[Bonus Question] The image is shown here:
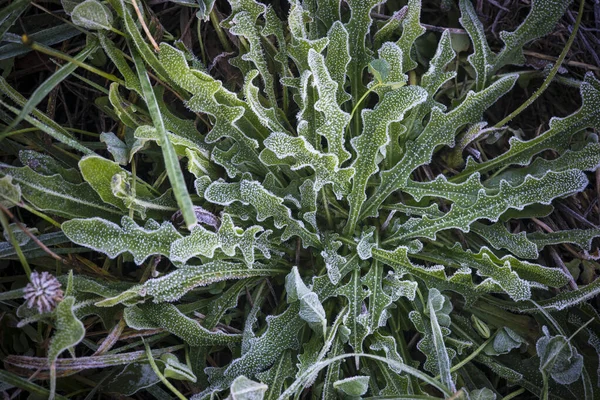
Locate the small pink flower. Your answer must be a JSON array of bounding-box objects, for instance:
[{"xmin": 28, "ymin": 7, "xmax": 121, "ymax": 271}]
[{"xmin": 23, "ymin": 271, "xmax": 64, "ymax": 314}]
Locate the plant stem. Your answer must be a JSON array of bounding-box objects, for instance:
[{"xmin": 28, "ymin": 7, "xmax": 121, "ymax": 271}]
[
  {"xmin": 23, "ymin": 38, "xmax": 126, "ymax": 86},
  {"xmin": 143, "ymin": 339, "xmax": 187, "ymax": 400}
]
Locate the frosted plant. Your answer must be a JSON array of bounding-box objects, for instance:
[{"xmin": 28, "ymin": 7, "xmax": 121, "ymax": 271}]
[{"xmin": 1, "ymin": 0, "xmax": 599, "ymax": 399}]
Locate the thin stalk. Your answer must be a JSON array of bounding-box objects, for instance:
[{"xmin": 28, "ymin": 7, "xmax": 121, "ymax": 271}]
[
  {"xmin": 209, "ymin": 7, "xmax": 233, "ymax": 53},
  {"xmin": 23, "ymin": 38, "xmax": 125, "ymax": 86},
  {"xmin": 143, "ymin": 340, "xmax": 187, "ymax": 400}
]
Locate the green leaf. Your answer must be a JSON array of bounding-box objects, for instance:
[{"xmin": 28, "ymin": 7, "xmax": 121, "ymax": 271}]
[
  {"xmin": 470, "ymin": 388, "xmax": 497, "ymax": 400},
  {"xmin": 484, "ymin": 327, "xmax": 526, "ymax": 356},
  {"xmin": 459, "ymin": 0, "xmax": 495, "ymax": 90},
  {"xmin": 362, "ymin": 259, "xmax": 393, "ymax": 331},
  {"xmin": 285, "ymin": 266, "xmax": 327, "ymax": 335},
  {"xmin": 325, "ymin": 22, "xmax": 351, "ymax": 105},
  {"xmin": 395, "ymin": 0, "xmax": 425, "ymax": 72},
  {"xmin": 48, "ymin": 296, "xmax": 85, "ymax": 399},
  {"xmin": 256, "ymin": 351, "xmax": 295, "ymax": 400},
  {"xmin": 309, "ymin": 48, "xmax": 352, "ymax": 163},
  {"xmin": 170, "ymin": 214, "xmax": 270, "ymax": 266},
  {"xmin": 528, "ymin": 228, "xmax": 600, "ymax": 251},
  {"xmin": 62, "ymin": 217, "xmax": 182, "ymax": 265},
  {"xmin": 363, "ymin": 74, "xmax": 518, "ymax": 219},
  {"xmin": 426, "ymin": 288, "xmax": 456, "ymax": 392},
  {"xmin": 346, "ymin": 85, "xmax": 428, "ymax": 233},
  {"xmin": 333, "ymin": 376, "xmax": 370, "ymax": 396},
  {"xmin": 389, "ymin": 170, "xmax": 588, "ymax": 242},
  {"xmin": 336, "ymin": 269, "xmax": 370, "ymax": 358},
  {"xmin": 0, "ymin": 175, "xmax": 21, "ymax": 208},
  {"xmin": 206, "ymin": 303, "xmax": 304, "ymax": 392},
  {"xmin": 98, "ymin": 34, "xmax": 142, "ymax": 94},
  {"xmin": 71, "ymin": 0, "xmax": 113, "ymax": 30},
  {"xmin": 485, "ymin": 142, "xmax": 600, "ymax": 188},
  {"xmin": 143, "ymin": 261, "xmax": 286, "ymax": 302},
  {"xmin": 460, "ymin": 73, "xmax": 600, "ymax": 178},
  {"xmin": 260, "ymin": 131, "xmax": 353, "ymax": 199},
  {"xmin": 228, "ymin": 376, "xmax": 267, "ymax": 400},
  {"xmin": 493, "ymin": 0, "xmax": 571, "ymax": 71},
  {"xmin": 0, "ymin": 165, "xmax": 122, "ymax": 220},
  {"xmin": 471, "ymin": 222, "xmax": 539, "ymax": 259},
  {"xmin": 19, "ymin": 150, "xmax": 81, "ymax": 184},
  {"xmin": 124, "ymin": 303, "xmax": 241, "ymax": 346},
  {"xmin": 537, "ymin": 325, "xmax": 584, "ymax": 385},
  {"xmin": 205, "ymin": 177, "xmax": 319, "ymax": 248},
  {"xmin": 161, "ymin": 353, "xmax": 197, "ymax": 382},
  {"xmin": 100, "ymin": 132, "xmax": 145, "ymax": 166},
  {"xmin": 223, "ymin": 0, "xmax": 275, "ymax": 104}
]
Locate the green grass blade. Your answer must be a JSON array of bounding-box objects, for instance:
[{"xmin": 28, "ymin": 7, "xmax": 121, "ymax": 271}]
[{"xmin": 131, "ymin": 50, "xmax": 197, "ymax": 230}]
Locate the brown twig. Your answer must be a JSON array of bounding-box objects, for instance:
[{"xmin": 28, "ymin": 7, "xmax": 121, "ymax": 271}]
[
  {"xmin": 131, "ymin": 0, "xmax": 160, "ymax": 52},
  {"xmin": 0, "ymin": 203, "xmax": 67, "ymax": 264}
]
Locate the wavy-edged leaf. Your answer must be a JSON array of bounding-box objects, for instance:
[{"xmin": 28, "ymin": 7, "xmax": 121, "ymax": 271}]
[
  {"xmin": 403, "ymin": 172, "xmax": 485, "ymax": 208},
  {"xmin": 471, "ymin": 222, "xmax": 539, "ymax": 259},
  {"xmin": 170, "ymin": 214, "xmax": 270, "ymax": 266},
  {"xmin": 158, "ymin": 43, "xmax": 268, "ymax": 177},
  {"xmin": 260, "ymin": 132, "xmax": 353, "ymax": 199},
  {"xmin": 362, "ymin": 259, "xmax": 393, "ymax": 331},
  {"xmin": 325, "ymin": 21, "xmax": 351, "ymax": 105},
  {"xmin": 203, "ymin": 303, "xmax": 303, "ymax": 392},
  {"xmin": 205, "ymin": 177, "xmax": 319, "ymax": 248},
  {"xmin": 459, "ymin": 0, "xmax": 495, "ymax": 90},
  {"xmin": 528, "ymin": 228, "xmax": 600, "ymax": 251},
  {"xmin": 223, "ymin": 0, "xmax": 274, "ymax": 104},
  {"xmin": 143, "ymin": 261, "xmax": 285, "ymax": 302},
  {"xmin": 493, "ymin": 0, "xmax": 571, "ymax": 71},
  {"xmin": 346, "ymin": 85, "xmax": 428, "ymax": 233},
  {"xmin": 486, "ymin": 141, "xmax": 600, "ymax": 188},
  {"xmin": 460, "ymin": 73, "xmax": 600, "ymax": 178},
  {"xmin": 0, "ymin": 165, "xmax": 121, "ymax": 220},
  {"xmin": 395, "ymin": 0, "xmax": 425, "ymax": 72},
  {"xmin": 124, "ymin": 303, "xmax": 241, "ymax": 346},
  {"xmin": 336, "ymin": 269, "xmax": 370, "ymax": 358},
  {"xmin": 62, "ymin": 216, "xmax": 182, "ymax": 265},
  {"xmin": 493, "ymin": 278, "xmax": 600, "ymax": 313},
  {"xmin": 309, "ymin": 48, "xmax": 352, "ymax": 163},
  {"xmin": 363, "ymin": 74, "xmax": 518, "ymax": 219},
  {"xmin": 373, "ymin": 246, "xmax": 503, "ymax": 304},
  {"xmin": 389, "ymin": 170, "xmax": 588, "ymax": 242}
]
